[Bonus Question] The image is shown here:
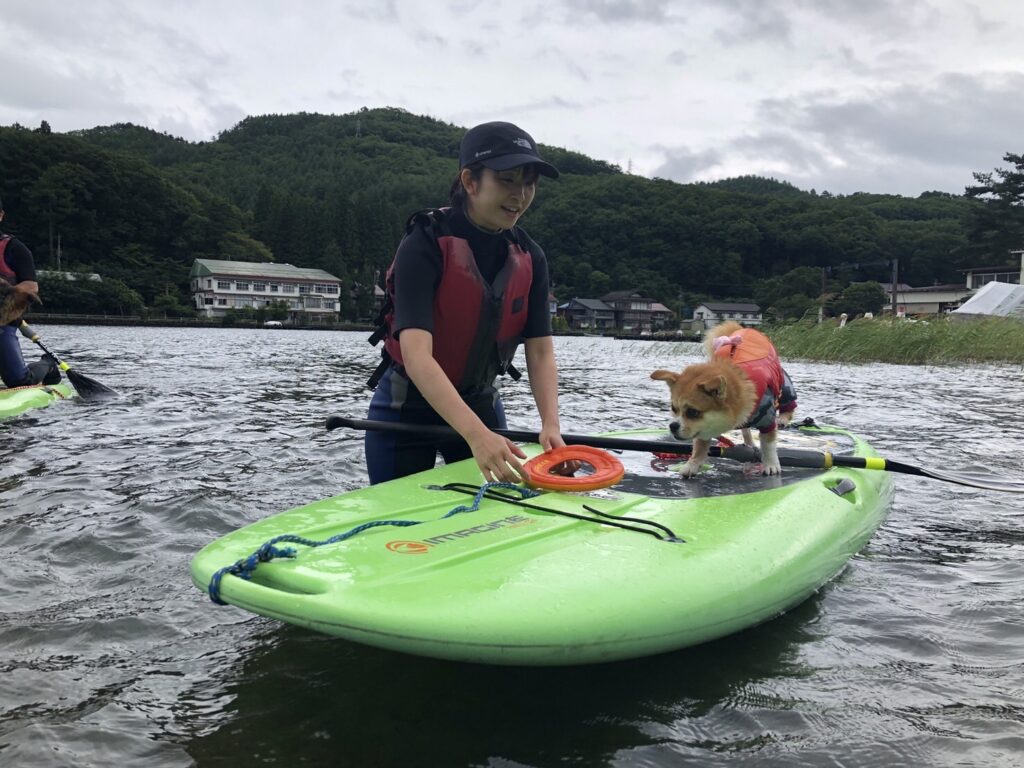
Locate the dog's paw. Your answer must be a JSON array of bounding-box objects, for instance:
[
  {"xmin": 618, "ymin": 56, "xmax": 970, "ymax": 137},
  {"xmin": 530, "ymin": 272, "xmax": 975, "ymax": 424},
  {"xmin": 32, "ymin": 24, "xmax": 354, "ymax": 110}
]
[
  {"xmin": 761, "ymin": 460, "xmax": 783, "ymax": 476},
  {"xmin": 676, "ymin": 460, "xmax": 704, "ymax": 478}
]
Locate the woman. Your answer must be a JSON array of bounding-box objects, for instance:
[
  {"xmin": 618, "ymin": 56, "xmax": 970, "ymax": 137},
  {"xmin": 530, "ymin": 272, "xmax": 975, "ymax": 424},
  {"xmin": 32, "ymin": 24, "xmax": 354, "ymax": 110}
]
[
  {"xmin": 0, "ymin": 197, "xmax": 60, "ymax": 388},
  {"xmin": 365, "ymin": 121, "xmax": 568, "ymax": 485}
]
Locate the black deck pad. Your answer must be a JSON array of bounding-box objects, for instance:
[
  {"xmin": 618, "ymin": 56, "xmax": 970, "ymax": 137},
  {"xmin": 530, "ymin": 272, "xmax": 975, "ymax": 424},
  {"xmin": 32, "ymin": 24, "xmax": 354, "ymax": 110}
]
[{"xmin": 581, "ymin": 427, "xmax": 859, "ymax": 500}]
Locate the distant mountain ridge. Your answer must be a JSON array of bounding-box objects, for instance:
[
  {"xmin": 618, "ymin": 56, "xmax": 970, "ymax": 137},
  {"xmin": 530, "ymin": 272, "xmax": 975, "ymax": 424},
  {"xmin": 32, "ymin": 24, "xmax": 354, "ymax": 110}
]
[{"xmin": 1, "ymin": 107, "xmax": 993, "ymax": 320}]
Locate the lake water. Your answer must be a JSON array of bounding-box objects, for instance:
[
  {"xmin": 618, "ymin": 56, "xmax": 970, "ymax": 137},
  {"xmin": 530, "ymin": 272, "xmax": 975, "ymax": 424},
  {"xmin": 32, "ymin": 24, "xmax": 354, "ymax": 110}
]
[{"xmin": 1, "ymin": 327, "xmax": 1023, "ymax": 767}]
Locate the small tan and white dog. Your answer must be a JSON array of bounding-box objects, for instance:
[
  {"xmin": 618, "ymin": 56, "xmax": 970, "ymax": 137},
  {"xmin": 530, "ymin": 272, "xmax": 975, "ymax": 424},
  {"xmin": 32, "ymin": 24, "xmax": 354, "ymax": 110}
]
[{"xmin": 651, "ymin": 321, "xmax": 797, "ymax": 477}]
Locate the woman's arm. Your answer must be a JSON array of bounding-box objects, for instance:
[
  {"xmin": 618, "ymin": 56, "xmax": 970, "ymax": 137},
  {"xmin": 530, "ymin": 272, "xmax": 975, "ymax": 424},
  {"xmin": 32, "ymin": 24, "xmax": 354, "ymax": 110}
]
[
  {"xmin": 524, "ymin": 335, "xmax": 566, "ymax": 451},
  {"xmin": 400, "ymin": 328, "xmax": 528, "ymax": 483}
]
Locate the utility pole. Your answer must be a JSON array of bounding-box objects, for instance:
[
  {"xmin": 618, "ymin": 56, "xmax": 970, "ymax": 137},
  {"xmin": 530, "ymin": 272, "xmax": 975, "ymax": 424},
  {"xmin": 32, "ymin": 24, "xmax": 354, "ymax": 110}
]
[
  {"xmin": 57, "ymin": 232, "xmax": 62, "ymax": 272},
  {"xmin": 818, "ymin": 267, "xmax": 826, "ymax": 324},
  {"xmin": 890, "ymin": 258, "xmax": 899, "ymax": 318}
]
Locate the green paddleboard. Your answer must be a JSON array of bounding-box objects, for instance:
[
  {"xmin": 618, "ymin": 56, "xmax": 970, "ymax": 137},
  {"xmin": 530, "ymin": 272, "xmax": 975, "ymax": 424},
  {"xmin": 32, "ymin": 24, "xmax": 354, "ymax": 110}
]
[
  {"xmin": 0, "ymin": 383, "xmax": 75, "ymax": 420},
  {"xmin": 191, "ymin": 425, "xmax": 894, "ymax": 665}
]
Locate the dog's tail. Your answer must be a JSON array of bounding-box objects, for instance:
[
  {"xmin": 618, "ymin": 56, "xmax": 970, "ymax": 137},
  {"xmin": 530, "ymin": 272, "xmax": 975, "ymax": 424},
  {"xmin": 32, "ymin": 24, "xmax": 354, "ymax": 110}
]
[{"xmin": 703, "ymin": 321, "xmax": 744, "ymax": 356}]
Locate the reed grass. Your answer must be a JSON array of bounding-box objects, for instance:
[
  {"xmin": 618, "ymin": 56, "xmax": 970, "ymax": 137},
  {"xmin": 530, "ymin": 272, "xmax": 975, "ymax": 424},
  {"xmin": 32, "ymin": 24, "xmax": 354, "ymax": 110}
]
[{"xmin": 763, "ymin": 316, "xmax": 1024, "ymax": 364}]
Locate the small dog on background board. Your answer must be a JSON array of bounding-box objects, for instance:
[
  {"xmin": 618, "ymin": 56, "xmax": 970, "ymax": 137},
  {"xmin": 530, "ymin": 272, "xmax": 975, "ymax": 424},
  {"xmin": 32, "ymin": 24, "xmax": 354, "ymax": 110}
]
[
  {"xmin": 651, "ymin": 321, "xmax": 797, "ymax": 477},
  {"xmin": 0, "ymin": 281, "xmax": 39, "ymax": 326}
]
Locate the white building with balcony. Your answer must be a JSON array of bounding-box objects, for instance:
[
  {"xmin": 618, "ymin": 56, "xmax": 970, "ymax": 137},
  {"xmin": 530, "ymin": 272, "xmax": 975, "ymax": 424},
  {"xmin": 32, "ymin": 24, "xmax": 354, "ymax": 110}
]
[
  {"xmin": 692, "ymin": 302, "xmax": 763, "ymax": 328},
  {"xmin": 190, "ymin": 259, "xmax": 342, "ymax": 323}
]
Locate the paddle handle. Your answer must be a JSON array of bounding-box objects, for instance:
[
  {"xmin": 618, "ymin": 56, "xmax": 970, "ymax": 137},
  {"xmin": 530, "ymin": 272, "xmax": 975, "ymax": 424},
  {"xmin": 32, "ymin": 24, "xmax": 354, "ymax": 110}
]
[{"xmin": 19, "ymin": 321, "xmax": 70, "ymax": 371}]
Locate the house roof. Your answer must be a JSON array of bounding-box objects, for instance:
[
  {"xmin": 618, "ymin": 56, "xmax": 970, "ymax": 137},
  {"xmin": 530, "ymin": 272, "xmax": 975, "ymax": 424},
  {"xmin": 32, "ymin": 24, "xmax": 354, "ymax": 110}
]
[
  {"xmin": 896, "ymin": 284, "xmax": 970, "ymax": 294},
  {"xmin": 191, "ymin": 259, "xmax": 341, "ymax": 282},
  {"xmin": 957, "ymin": 265, "xmax": 1021, "ymax": 273},
  {"xmin": 568, "ymin": 298, "xmax": 613, "ymax": 311},
  {"xmin": 651, "ymin": 302, "xmax": 673, "ymax": 313},
  {"xmin": 697, "ymin": 302, "xmax": 761, "ymax": 312},
  {"xmin": 601, "ymin": 290, "xmax": 653, "ymax": 301}
]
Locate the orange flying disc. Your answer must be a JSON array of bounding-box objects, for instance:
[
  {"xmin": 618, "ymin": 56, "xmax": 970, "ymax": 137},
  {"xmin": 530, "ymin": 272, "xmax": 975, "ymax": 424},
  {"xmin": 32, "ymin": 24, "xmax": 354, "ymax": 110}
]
[{"xmin": 524, "ymin": 445, "xmax": 625, "ymax": 492}]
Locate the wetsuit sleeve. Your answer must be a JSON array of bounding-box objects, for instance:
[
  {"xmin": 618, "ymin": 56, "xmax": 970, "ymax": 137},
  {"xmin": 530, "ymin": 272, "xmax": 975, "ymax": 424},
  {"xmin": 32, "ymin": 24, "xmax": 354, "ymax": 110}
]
[
  {"xmin": 5, "ymin": 239, "xmax": 37, "ymax": 282},
  {"xmin": 391, "ymin": 226, "xmax": 441, "ymax": 337},
  {"xmin": 522, "ymin": 239, "xmax": 552, "ymax": 339}
]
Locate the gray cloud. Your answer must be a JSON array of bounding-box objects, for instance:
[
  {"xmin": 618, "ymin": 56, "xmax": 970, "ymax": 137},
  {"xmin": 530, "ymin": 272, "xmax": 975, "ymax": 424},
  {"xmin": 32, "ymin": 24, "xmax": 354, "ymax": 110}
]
[
  {"xmin": 652, "ymin": 145, "xmax": 723, "ymax": 180},
  {"xmin": 561, "ymin": 0, "xmax": 680, "ymax": 24},
  {"xmin": 711, "ymin": 0, "xmax": 946, "ymax": 46},
  {"xmin": 666, "ymin": 49, "xmax": 689, "ymax": 66},
  {"xmin": 347, "ymin": 0, "xmax": 399, "ymax": 22},
  {"xmin": 654, "ymin": 70, "xmax": 1024, "ymax": 195},
  {"xmin": 764, "ymin": 72, "xmax": 1024, "ymax": 171},
  {"xmin": 713, "ymin": 0, "xmax": 793, "ymax": 45}
]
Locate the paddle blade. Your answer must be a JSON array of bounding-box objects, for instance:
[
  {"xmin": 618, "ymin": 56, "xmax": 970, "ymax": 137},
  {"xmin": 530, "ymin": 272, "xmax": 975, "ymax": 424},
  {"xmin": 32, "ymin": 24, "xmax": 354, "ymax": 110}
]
[
  {"xmin": 66, "ymin": 367, "xmax": 117, "ymax": 400},
  {"xmin": 919, "ymin": 466, "xmax": 1024, "ymax": 493}
]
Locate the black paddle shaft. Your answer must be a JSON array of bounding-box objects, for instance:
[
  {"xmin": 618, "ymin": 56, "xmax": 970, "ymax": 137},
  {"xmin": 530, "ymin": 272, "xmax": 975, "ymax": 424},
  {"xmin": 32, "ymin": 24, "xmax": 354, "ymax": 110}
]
[
  {"xmin": 325, "ymin": 414, "xmax": 1024, "ymax": 492},
  {"xmin": 328, "ymin": 415, "xmax": 764, "ymax": 462}
]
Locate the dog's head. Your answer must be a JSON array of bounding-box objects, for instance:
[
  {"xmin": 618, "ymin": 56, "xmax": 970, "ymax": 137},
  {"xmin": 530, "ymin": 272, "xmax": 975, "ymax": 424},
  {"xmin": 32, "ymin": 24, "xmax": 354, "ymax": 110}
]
[{"xmin": 650, "ymin": 360, "xmax": 755, "ymax": 441}]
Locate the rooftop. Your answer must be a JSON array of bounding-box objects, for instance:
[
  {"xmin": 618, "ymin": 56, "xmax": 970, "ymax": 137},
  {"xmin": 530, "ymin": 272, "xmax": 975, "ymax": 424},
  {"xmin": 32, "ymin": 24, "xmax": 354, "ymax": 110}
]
[
  {"xmin": 698, "ymin": 301, "xmax": 761, "ymax": 312},
  {"xmin": 602, "ymin": 290, "xmax": 654, "ymax": 302},
  {"xmin": 191, "ymin": 259, "xmax": 341, "ymax": 282},
  {"xmin": 567, "ymin": 298, "xmax": 613, "ymax": 311},
  {"xmin": 895, "ymin": 284, "xmax": 970, "ymax": 294}
]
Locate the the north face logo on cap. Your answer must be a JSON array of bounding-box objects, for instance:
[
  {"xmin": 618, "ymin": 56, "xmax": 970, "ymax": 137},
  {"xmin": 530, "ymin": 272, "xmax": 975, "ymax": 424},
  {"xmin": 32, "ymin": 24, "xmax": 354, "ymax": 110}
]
[{"xmin": 513, "ymin": 138, "xmax": 532, "ymax": 149}]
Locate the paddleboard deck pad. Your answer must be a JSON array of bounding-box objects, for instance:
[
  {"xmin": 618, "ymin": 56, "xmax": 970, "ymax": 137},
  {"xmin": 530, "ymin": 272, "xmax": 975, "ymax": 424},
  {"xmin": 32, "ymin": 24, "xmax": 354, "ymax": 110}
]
[{"xmin": 191, "ymin": 425, "xmax": 894, "ymax": 665}]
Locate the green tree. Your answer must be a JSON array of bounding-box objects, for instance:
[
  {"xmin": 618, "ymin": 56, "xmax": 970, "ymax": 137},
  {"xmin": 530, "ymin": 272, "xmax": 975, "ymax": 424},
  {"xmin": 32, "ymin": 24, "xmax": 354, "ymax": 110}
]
[
  {"xmin": 23, "ymin": 162, "xmax": 95, "ymax": 268},
  {"xmin": 834, "ymin": 282, "xmax": 887, "ymax": 317},
  {"xmin": 964, "ymin": 152, "xmax": 1024, "ymax": 264}
]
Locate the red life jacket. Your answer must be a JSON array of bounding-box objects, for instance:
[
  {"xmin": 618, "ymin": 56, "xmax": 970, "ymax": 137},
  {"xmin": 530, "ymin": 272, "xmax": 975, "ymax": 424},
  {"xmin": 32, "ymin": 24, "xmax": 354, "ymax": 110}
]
[
  {"xmin": 713, "ymin": 327, "xmax": 790, "ymax": 432},
  {"xmin": 0, "ymin": 237, "xmax": 16, "ymax": 284},
  {"xmin": 370, "ymin": 209, "xmax": 533, "ymax": 392}
]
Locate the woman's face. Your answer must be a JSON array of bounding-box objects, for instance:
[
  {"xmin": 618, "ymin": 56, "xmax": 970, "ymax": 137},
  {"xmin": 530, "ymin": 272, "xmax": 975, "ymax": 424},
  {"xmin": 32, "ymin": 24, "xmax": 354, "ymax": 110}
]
[{"xmin": 463, "ymin": 165, "xmax": 539, "ymax": 232}]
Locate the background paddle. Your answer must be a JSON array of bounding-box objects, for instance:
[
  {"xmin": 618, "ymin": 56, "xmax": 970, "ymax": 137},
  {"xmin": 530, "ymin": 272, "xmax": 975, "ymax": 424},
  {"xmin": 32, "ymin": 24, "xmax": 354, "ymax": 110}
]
[
  {"xmin": 19, "ymin": 321, "xmax": 117, "ymax": 400},
  {"xmin": 326, "ymin": 415, "xmax": 1024, "ymax": 493}
]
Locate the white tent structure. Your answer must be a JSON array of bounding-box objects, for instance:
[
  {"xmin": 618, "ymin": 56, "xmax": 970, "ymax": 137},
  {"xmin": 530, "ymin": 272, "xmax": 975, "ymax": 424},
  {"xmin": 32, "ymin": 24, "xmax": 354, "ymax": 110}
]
[{"xmin": 951, "ymin": 281, "xmax": 1024, "ymax": 319}]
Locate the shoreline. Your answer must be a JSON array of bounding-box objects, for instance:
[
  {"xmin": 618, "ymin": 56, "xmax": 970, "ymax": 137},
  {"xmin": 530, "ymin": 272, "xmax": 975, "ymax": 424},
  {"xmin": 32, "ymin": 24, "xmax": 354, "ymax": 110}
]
[
  {"xmin": 763, "ymin": 316, "xmax": 1024, "ymax": 365},
  {"xmin": 28, "ymin": 314, "xmax": 1021, "ymax": 365},
  {"xmin": 22, "ymin": 314, "xmax": 704, "ymax": 341}
]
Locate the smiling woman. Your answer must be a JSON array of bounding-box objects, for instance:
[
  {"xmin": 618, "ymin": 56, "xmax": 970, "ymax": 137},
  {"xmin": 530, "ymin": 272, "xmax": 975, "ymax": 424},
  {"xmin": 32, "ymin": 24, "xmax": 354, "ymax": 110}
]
[{"xmin": 363, "ymin": 121, "xmax": 570, "ymax": 486}]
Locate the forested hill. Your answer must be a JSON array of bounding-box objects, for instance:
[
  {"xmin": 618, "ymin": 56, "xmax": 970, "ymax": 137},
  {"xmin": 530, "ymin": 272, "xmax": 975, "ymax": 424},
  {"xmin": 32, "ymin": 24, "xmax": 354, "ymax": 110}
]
[{"xmin": 1, "ymin": 107, "xmax": 1015, "ymax": 319}]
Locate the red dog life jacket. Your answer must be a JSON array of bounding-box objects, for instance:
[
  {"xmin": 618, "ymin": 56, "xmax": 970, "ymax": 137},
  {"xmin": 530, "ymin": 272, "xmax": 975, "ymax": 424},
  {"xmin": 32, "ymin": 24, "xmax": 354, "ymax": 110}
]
[{"xmin": 713, "ymin": 327, "xmax": 797, "ymax": 432}]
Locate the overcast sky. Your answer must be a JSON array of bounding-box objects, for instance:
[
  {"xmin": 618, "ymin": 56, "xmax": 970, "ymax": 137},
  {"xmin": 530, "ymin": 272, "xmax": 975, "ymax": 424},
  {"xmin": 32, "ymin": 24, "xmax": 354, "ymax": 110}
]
[{"xmin": 2, "ymin": 0, "xmax": 1022, "ymax": 196}]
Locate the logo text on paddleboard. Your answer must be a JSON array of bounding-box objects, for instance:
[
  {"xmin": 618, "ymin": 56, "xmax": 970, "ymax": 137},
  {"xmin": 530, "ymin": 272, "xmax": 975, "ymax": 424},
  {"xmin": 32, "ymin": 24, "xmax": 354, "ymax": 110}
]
[{"xmin": 385, "ymin": 515, "xmax": 532, "ymax": 553}]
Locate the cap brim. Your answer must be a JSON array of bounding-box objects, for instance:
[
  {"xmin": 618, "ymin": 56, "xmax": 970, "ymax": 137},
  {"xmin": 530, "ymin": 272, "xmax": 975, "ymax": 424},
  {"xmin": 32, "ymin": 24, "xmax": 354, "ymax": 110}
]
[{"xmin": 480, "ymin": 154, "xmax": 560, "ymax": 178}]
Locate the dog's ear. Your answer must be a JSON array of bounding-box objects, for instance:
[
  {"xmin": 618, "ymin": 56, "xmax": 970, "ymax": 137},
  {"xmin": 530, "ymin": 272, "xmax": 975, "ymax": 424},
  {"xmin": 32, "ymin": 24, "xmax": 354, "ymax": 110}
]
[
  {"xmin": 699, "ymin": 375, "xmax": 728, "ymax": 400},
  {"xmin": 650, "ymin": 370, "xmax": 678, "ymax": 384}
]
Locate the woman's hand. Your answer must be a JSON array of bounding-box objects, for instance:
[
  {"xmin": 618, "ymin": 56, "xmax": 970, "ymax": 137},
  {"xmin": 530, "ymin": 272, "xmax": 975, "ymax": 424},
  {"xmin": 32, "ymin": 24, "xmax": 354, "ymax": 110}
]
[
  {"xmin": 13, "ymin": 281, "xmax": 40, "ymax": 302},
  {"xmin": 539, "ymin": 424, "xmax": 565, "ymax": 452},
  {"xmin": 468, "ymin": 428, "xmax": 528, "ymax": 484},
  {"xmin": 539, "ymin": 424, "xmax": 580, "ymax": 475}
]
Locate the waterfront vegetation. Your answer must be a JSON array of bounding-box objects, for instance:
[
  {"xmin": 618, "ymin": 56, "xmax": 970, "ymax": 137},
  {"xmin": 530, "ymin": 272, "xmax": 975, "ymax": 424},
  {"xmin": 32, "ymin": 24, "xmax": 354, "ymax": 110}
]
[{"xmin": 766, "ymin": 315, "xmax": 1024, "ymax": 364}]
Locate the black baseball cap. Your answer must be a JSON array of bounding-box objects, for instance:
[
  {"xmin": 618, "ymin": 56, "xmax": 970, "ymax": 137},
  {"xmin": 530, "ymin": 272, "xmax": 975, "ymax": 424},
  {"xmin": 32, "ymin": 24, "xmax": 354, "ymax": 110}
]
[{"xmin": 459, "ymin": 121, "xmax": 559, "ymax": 178}]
